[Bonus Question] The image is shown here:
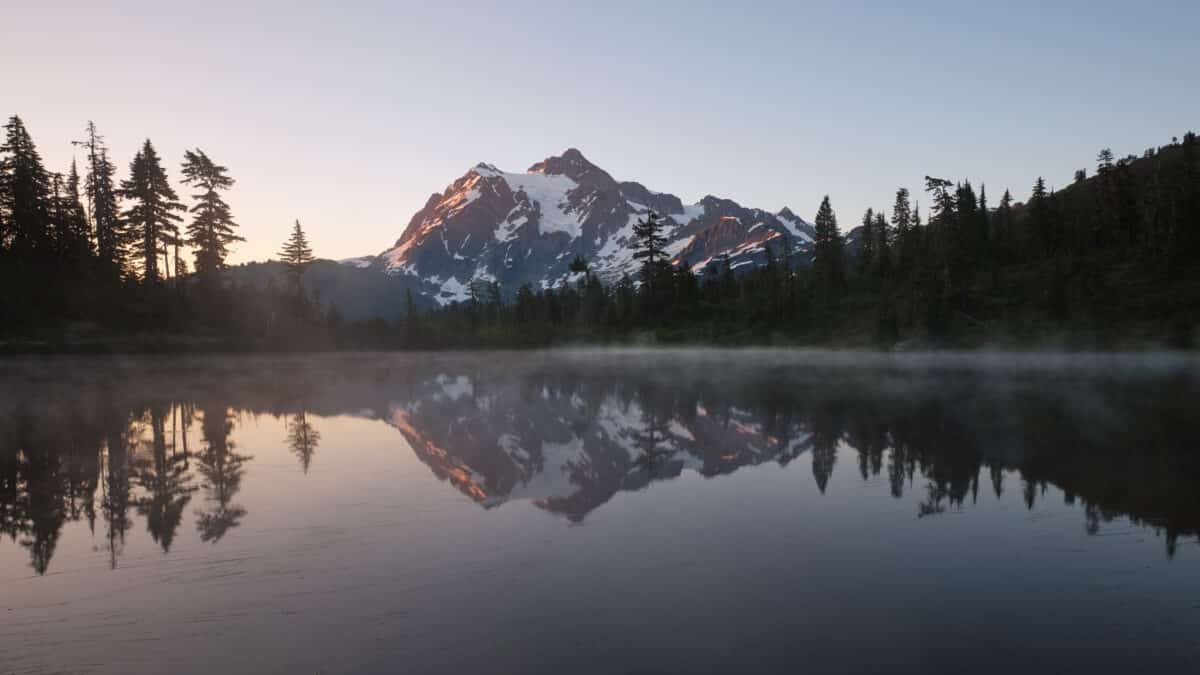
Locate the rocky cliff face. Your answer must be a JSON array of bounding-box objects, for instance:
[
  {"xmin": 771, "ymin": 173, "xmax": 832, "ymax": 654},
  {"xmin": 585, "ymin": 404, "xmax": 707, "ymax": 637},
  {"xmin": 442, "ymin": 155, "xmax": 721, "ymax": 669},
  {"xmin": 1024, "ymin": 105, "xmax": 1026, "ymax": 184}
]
[{"xmin": 355, "ymin": 149, "xmax": 814, "ymax": 305}]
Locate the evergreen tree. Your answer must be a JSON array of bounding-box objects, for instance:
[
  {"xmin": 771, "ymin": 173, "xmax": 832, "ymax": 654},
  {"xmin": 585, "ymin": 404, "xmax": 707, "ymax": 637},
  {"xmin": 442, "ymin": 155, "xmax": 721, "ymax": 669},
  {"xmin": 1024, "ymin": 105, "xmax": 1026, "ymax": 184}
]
[
  {"xmin": 62, "ymin": 160, "xmax": 92, "ymax": 264},
  {"xmin": 811, "ymin": 196, "xmax": 844, "ymax": 305},
  {"xmin": 404, "ymin": 288, "xmax": 418, "ymax": 323},
  {"xmin": 857, "ymin": 208, "xmax": 875, "ymax": 278},
  {"xmin": 0, "ymin": 115, "xmax": 52, "ymax": 257},
  {"xmin": 976, "ymin": 183, "xmax": 990, "ymax": 263},
  {"xmin": 953, "ymin": 181, "xmax": 979, "ymax": 275},
  {"xmin": 181, "ymin": 149, "xmax": 241, "ymax": 281},
  {"xmin": 1029, "ymin": 177, "xmax": 1051, "ymax": 259},
  {"xmin": 874, "ymin": 211, "xmax": 892, "ymax": 282},
  {"xmin": 279, "ymin": 219, "xmax": 315, "ymax": 300},
  {"xmin": 924, "ymin": 176, "xmax": 956, "ymax": 269},
  {"xmin": 631, "ymin": 210, "xmax": 669, "ymax": 301},
  {"xmin": 515, "ymin": 283, "xmax": 536, "ymax": 323},
  {"xmin": 568, "ymin": 254, "xmax": 589, "ymax": 273},
  {"xmin": 77, "ymin": 122, "xmax": 125, "ymax": 277},
  {"xmin": 995, "ymin": 189, "xmax": 1014, "ymax": 262},
  {"xmin": 119, "ymin": 139, "xmax": 184, "ymax": 283},
  {"xmin": 48, "ymin": 172, "xmax": 68, "ymax": 256},
  {"xmin": 891, "ymin": 188, "xmax": 914, "ymax": 276}
]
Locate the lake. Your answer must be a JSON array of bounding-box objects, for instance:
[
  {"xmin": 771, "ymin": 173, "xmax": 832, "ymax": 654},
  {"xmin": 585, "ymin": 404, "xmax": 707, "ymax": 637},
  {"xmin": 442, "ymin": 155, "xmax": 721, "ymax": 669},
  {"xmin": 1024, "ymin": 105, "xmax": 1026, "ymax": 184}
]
[{"xmin": 2, "ymin": 350, "xmax": 1198, "ymax": 674}]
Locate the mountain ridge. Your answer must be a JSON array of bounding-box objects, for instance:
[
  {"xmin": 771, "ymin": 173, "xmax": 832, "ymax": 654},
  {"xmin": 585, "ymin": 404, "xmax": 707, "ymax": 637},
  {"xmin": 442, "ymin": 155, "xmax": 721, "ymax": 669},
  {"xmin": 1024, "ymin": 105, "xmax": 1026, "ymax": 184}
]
[{"xmin": 353, "ymin": 149, "xmax": 815, "ymax": 305}]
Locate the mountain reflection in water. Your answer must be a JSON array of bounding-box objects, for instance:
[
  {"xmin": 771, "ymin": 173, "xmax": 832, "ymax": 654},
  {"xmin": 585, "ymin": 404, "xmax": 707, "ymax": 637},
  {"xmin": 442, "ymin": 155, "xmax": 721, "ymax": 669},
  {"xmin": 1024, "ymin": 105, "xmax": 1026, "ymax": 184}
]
[{"xmin": 2, "ymin": 351, "xmax": 1199, "ymax": 577}]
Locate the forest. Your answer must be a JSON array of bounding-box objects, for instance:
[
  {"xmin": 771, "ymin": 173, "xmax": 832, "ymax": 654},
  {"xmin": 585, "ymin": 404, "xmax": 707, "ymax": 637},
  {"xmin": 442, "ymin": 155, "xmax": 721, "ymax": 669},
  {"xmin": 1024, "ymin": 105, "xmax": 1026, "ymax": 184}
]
[{"xmin": 1, "ymin": 114, "xmax": 1198, "ymax": 351}]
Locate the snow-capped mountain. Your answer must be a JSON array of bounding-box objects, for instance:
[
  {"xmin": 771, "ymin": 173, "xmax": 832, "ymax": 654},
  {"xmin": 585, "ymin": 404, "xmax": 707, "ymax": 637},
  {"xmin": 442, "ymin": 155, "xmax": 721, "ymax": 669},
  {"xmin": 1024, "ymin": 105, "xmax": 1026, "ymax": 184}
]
[{"xmin": 353, "ymin": 149, "xmax": 814, "ymax": 306}]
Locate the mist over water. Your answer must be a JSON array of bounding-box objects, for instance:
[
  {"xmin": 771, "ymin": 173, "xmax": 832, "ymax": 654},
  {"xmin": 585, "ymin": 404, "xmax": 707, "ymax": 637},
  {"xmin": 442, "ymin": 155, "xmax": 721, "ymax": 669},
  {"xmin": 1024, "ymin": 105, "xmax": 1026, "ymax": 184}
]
[{"xmin": 2, "ymin": 350, "xmax": 1198, "ymax": 674}]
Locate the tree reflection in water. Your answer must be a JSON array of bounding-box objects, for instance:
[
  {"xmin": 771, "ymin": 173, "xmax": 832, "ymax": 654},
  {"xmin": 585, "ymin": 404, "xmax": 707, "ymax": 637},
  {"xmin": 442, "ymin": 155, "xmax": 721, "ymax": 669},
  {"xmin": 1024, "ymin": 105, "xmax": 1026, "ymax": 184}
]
[{"xmin": 1, "ymin": 353, "xmax": 1198, "ymax": 574}]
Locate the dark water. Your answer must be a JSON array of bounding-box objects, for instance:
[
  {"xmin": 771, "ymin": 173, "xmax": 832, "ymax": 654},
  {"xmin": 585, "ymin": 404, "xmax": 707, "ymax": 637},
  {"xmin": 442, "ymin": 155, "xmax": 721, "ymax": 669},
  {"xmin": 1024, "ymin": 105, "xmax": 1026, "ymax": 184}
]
[{"xmin": 1, "ymin": 350, "xmax": 1199, "ymax": 674}]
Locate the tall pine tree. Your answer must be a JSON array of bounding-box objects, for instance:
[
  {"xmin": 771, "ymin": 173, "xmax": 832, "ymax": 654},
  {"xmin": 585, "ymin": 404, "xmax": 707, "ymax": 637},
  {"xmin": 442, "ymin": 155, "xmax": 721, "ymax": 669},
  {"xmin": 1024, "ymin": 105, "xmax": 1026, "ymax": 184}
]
[
  {"xmin": 120, "ymin": 140, "xmax": 184, "ymax": 283},
  {"xmin": 0, "ymin": 115, "xmax": 52, "ymax": 257},
  {"xmin": 279, "ymin": 219, "xmax": 315, "ymax": 301},
  {"xmin": 181, "ymin": 149, "xmax": 241, "ymax": 283},
  {"xmin": 994, "ymin": 189, "xmax": 1014, "ymax": 262},
  {"xmin": 811, "ymin": 196, "xmax": 844, "ymax": 305},
  {"xmin": 631, "ymin": 210, "xmax": 669, "ymax": 302},
  {"xmin": 857, "ymin": 208, "xmax": 876, "ymax": 278},
  {"xmin": 873, "ymin": 210, "xmax": 891, "ymax": 283},
  {"xmin": 1029, "ymin": 176, "xmax": 1051, "ymax": 259},
  {"xmin": 62, "ymin": 159, "xmax": 92, "ymax": 265},
  {"xmin": 77, "ymin": 122, "xmax": 125, "ymax": 278},
  {"xmin": 891, "ymin": 187, "xmax": 915, "ymax": 277}
]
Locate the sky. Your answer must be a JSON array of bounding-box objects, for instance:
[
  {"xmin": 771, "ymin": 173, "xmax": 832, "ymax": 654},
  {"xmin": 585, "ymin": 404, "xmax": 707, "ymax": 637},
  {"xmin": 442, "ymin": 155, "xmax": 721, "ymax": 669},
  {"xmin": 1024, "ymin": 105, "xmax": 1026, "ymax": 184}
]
[{"xmin": 4, "ymin": 1, "xmax": 1199, "ymax": 264}]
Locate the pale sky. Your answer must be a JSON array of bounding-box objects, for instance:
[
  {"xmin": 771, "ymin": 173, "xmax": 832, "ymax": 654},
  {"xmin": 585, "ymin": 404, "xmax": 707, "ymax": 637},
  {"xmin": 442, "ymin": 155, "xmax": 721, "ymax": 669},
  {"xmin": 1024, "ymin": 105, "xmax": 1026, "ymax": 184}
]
[{"xmin": 5, "ymin": 0, "xmax": 1198, "ymax": 264}]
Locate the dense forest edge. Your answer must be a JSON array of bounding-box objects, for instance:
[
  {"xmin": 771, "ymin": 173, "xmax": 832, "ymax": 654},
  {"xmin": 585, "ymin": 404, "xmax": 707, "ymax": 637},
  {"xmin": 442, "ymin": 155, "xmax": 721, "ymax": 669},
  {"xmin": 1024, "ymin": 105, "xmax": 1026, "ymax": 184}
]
[{"xmin": 1, "ymin": 115, "xmax": 1198, "ymax": 353}]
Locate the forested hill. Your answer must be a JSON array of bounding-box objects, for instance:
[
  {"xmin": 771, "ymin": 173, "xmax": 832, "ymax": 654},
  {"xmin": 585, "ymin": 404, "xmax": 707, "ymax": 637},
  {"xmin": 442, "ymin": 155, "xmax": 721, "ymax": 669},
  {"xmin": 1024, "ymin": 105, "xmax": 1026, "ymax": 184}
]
[
  {"xmin": 0, "ymin": 113, "xmax": 1197, "ymax": 351},
  {"xmin": 398, "ymin": 131, "xmax": 1200, "ymax": 349}
]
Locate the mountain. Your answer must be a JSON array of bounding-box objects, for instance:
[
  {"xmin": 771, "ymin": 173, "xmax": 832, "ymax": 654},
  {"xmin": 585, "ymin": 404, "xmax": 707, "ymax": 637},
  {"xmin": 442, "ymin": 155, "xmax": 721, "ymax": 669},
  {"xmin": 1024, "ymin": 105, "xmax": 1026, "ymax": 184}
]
[{"xmin": 352, "ymin": 149, "xmax": 815, "ymax": 305}]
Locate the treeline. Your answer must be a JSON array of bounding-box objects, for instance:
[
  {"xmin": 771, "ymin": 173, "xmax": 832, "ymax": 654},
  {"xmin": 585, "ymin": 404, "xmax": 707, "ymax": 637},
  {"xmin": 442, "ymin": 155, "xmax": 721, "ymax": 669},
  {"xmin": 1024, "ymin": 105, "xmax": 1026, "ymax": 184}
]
[
  {"xmin": 398, "ymin": 131, "xmax": 1200, "ymax": 349},
  {"xmin": 0, "ymin": 116, "xmax": 327, "ymax": 349},
  {"xmin": 3, "ymin": 115, "xmax": 1198, "ymax": 350}
]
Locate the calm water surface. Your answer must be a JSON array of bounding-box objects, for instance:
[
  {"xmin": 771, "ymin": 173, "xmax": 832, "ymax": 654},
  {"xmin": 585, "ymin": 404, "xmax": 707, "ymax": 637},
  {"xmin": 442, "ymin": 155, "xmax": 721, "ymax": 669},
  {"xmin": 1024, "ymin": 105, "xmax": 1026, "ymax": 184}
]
[{"xmin": 1, "ymin": 350, "xmax": 1199, "ymax": 674}]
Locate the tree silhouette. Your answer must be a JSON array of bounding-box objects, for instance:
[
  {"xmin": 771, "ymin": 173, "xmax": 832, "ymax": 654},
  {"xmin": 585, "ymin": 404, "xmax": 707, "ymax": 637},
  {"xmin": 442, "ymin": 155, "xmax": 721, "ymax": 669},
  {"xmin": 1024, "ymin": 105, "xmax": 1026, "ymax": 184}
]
[
  {"xmin": 0, "ymin": 115, "xmax": 52, "ymax": 257},
  {"xmin": 181, "ymin": 149, "xmax": 242, "ymax": 284},
  {"xmin": 119, "ymin": 139, "xmax": 184, "ymax": 283},
  {"xmin": 811, "ymin": 195, "xmax": 844, "ymax": 309},
  {"xmin": 194, "ymin": 404, "xmax": 250, "ymax": 543},
  {"xmin": 631, "ymin": 210, "xmax": 669, "ymax": 305},
  {"xmin": 100, "ymin": 411, "xmax": 137, "ymax": 569},
  {"xmin": 285, "ymin": 409, "xmax": 321, "ymax": 474},
  {"xmin": 279, "ymin": 219, "xmax": 315, "ymax": 305},
  {"xmin": 75, "ymin": 121, "xmax": 126, "ymax": 277},
  {"xmin": 133, "ymin": 403, "xmax": 194, "ymax": 552}
]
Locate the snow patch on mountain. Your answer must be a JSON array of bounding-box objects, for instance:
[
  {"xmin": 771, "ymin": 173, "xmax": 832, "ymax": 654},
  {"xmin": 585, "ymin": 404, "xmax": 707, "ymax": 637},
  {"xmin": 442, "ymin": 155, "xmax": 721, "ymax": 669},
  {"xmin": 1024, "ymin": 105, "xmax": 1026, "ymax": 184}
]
[
  {"xmin": 339, "ymin": 256, "xmax": 375, "ymax": 268},
  {"xmin": 500, "ymin": 170, "xmax": 586, "ymax": 238},
  {"xmin": 776, "ymin": 208, "xmax": 813, "ymax": 242},
  {"xmin": 672, "ymin": 202, "xmax": 707, "ymax": 225},
  {"xmin": 368, "ymin": 149, "xmax": 817, "ymax": 305}
]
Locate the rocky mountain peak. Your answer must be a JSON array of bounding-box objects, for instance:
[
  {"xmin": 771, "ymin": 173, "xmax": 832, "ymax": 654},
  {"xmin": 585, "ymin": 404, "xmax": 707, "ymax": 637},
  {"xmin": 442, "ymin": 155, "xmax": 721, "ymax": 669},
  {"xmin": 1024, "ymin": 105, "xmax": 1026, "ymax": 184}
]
[
  {"xmin": 527, "ymin": 148, "xmax": 616, "ymax": 189},
  {"xmin": 363, "ymin": 150, "xmax": 817, "ymax": 306}
]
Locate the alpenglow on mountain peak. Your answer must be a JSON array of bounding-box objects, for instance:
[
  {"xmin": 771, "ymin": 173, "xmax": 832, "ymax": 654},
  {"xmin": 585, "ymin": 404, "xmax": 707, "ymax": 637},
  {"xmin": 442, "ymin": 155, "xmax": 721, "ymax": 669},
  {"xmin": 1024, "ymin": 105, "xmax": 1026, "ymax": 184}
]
[{"xmin": 354, "ymin": 149, "xmax": 816, "ymax": 306}]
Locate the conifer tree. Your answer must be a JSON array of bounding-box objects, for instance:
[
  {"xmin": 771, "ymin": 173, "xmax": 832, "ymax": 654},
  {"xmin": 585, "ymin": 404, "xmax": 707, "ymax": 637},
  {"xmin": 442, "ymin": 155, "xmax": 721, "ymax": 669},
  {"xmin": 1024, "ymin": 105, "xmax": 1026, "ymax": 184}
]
[
  {"xmin": 119, "ymin": 139, "xmax": 184, "ymax": 283},
  {"xmin": 857, "ymin": 208, "xmax": 875, "ymax": 277},
  {"xmin": 953, "ymin": 181, "xmax": 979, "ymax": 274},
  {"xmin": 515, "ymin": 283, "xmax": 536, "ymax": 323},
  {"xmin": 404, "ymin": 288, "xmax": 418, "ymax": 323},
  {"xmin": 1029, "ymin": 177, "xmax": 1051, "ymax": 259},
  {"xmin": 568, "ymin": 254, "xmax": 589, "ymax": 273},
  {"xmin": 874, "ymin": 211, "xmax": 891, "ymax": 282},
  {"xmin": 279, "ymin": 219, "xmax": 315, "ymax": 301},
  {"xmin": 995, "ymin": 189, "xmax": 1013, "ymax": 262},
  {"xmin": 976, "ymin": 183, "xmax": 990, "ymax": 263},
  {"xmin": 891, "ymin": 188, "xmax": 914, "ymax": 275},
  {"xmin": 77, "ymin": 122, "xmax": 125, "ymax": 277},
  {"xmin": 63, "ymin": 160, "xmax": 92, "ymax": 264},
  {"xmin": 181, "ymin": 149, "xmax": 241, "ymax": 282},
  {"xmin": 924, "ymin": 176, "xmax": 954, "ymax": 249},
  {"xmin": 811, "ymin": 196, "xmax": 844, "ymax": 304},
  {"xmin": 631, "ymin": 210, "xmax": 668, "ymax": 299},
  {"xmin": 0, "ymin": 115, "xmax": 52, "ymax": 257},
  {"xmin": 49, "ymin": 172, "xmax": 68, "ymax": 255}
]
